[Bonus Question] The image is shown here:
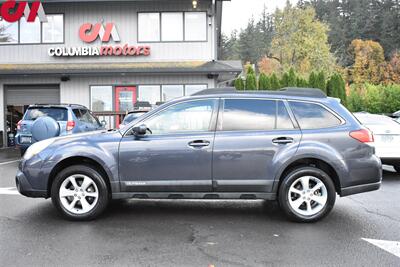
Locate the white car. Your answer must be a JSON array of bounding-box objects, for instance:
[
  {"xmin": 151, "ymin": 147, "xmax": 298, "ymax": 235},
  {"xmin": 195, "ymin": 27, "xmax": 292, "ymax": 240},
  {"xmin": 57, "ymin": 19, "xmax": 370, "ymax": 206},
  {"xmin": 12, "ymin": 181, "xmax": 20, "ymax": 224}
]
[{"xmin": 354, "ymin": 112, "xmax": 400, "ymax": 173}]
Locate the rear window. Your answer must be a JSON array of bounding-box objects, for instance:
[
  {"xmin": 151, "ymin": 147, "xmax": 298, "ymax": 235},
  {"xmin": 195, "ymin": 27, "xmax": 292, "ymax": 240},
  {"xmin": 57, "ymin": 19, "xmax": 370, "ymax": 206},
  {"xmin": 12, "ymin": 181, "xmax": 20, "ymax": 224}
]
[
  {"xmin": 24, "ymin": 107, "xmax": 68, "ymax": 121},
  {"xmin": 290, "ymin": 101, "xmax": 342, "ymax": 129}
]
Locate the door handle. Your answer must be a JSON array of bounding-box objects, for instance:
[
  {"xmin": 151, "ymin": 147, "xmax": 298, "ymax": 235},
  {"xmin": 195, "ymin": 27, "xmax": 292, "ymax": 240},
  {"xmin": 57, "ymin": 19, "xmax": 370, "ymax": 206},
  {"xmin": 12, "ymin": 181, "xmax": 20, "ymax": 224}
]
[
  {"xmin": 272, "ymin": 137, "xmax": 294, "ymax": 145},
  {"xmin": 188, "ymin": 140, "xmax": 210, "ymax": 148}
]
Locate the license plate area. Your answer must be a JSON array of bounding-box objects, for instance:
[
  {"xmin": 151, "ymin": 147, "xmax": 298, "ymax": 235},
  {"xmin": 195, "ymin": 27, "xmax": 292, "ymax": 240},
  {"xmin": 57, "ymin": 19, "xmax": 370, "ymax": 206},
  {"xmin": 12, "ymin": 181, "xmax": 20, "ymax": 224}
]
[
  {"xmin": 20, "ymin": 136, "xmax": 32, "ymax": 144},
  {"xmin": 378, "ymin": 135, "xmax": 400, "ymax": 143}
]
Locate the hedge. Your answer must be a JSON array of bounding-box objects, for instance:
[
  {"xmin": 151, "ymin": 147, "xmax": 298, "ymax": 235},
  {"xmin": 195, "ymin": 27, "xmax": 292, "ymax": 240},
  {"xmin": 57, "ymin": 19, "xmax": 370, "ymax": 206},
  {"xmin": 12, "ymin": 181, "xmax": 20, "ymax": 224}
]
[{"xmin": 347, "ymin": 83, "xmax": 400, "ymax": 114}]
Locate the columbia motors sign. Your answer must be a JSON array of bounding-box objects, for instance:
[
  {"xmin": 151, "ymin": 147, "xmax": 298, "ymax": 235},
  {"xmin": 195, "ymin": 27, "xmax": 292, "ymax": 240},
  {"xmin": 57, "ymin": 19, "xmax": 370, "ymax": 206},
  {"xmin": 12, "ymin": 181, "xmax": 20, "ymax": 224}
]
[
  {"xmin": 0, "ymin": 0, "xmax": 150, "ymax": 57},
  {"xmin": 49, "ymin": 22, "xmax": 151, "ymax": 57}
]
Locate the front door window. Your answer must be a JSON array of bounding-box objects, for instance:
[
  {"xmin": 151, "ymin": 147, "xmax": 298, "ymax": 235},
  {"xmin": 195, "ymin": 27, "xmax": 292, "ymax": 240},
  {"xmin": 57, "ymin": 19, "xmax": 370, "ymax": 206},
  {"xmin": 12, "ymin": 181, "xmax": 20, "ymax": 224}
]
[{"xmin": 144, "ymin": 99, "xmax": 217, "ymax": 135}]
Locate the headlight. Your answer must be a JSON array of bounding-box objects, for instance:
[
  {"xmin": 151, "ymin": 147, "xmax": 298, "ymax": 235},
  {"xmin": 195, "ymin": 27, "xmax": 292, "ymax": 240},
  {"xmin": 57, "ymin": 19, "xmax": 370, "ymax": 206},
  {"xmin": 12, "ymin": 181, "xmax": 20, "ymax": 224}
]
[{"xmin": 23, "ymin": 139, "xmax": 55, "ymax": 160}]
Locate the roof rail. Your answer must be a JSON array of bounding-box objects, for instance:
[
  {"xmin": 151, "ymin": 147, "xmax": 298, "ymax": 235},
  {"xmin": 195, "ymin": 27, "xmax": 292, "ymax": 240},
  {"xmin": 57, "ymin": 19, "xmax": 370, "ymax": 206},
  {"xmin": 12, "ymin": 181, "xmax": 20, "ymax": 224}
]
[
  {"xmin": 32, "ymin": 103, "xmax": 88, "ymax": 108},
  {"xmin": 192, "ymin": 87, "xmax": 327, "ymax": 98},
  {"xmin": 192, "ymin": 87, "xmax": 236, "ymax": 96}
]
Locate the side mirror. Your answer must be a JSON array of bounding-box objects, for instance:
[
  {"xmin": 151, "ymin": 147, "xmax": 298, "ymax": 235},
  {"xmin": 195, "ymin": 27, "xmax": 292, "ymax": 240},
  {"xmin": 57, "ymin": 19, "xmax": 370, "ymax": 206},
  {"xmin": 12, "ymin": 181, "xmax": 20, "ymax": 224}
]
[
  {"xmin": 132, "ymin": 124, "xmax": 147, "ymax": 136},
  {"xmin": 101, "ymin": 120, "xmax": 107, "ymax": 127}
]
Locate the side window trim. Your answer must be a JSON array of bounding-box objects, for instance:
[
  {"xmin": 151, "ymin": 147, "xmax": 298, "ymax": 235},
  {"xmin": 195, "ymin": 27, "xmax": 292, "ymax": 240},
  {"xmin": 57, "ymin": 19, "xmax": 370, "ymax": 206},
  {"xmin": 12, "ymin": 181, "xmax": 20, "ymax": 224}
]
[
  {"xmin": 283, "ymin": 100, "xmax": 300, "ymax": 129},
  {"xmin": 287, "ymin": 100, "xmax": 346, "ymax": 130}
]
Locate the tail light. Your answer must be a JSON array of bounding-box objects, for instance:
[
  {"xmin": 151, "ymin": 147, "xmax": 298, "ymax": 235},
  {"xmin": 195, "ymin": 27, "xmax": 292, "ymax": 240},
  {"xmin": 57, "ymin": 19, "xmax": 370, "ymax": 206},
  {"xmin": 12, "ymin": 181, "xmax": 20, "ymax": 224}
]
[
  {"xmin": 350, "ymin": 128, "xmax": 374, "ymax": 143},
  {"xmin": 17, "ymin": 120, "xmax": 22, "ymax": 130},
  {"xmin": 66, "ymin": 121, "xmax": 75, "ymax": 131}
]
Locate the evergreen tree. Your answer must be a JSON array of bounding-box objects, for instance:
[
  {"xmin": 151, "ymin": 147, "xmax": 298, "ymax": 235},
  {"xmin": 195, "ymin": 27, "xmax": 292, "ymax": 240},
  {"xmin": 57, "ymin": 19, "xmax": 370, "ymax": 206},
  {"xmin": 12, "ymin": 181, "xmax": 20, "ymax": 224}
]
[
  {"xmin": 316, "ymin": 70, "xmax": 326, "ymax": 92},
  {"xmin": 280, "ymin": 72, "xmax": 290, "ymax": 87},
  {"xmin": 234, "ymin": 77, "xmax": 245, "ymax": 90},
  {"xmin": 270, "ymin": 73, "xmax": 281, "ymax": 90},
  {"xmin": 287, "ymin": 68, "xmax": 297, "ymax": 86},
  {"xmin": 338, "ymin": 74, "xmax": 347, "ymax": 105},
  {"xmin": 258, "ymin": 73, "xmax": 271, "ymax": 90},
  {"xmin": 308, "ymin": 71, "xmax": 318, "ymax": 88},
  {"xmin": 246, "ymin": 73, "xmax": 257, "ymax": 90},
  {"xmin": 296, "ymin": 77, "xmax": 308, "ymax": 87}
]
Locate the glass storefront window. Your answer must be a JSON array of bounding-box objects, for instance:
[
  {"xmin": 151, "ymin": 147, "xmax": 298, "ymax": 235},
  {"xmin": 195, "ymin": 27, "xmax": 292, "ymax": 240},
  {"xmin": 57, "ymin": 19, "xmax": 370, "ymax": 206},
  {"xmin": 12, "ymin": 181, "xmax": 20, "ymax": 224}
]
[
  {"xmin": 138, "ymin": 13, "xmax": 160, "ymax": 42},
  {"xmin": 161, "ymin": 12, "xmax": 183, "ymax": 41},
  {"xmin": 91, "ymin": 86, "xmax": 113, "ymax": 111},
  {"xmin": 162, "ymin": 85, "xmax": 184, "ymax": 102},
  {"xmin": 138, "ymin": 85, "xmax": 161, "ymax": 105},
  {"xmin": 0, "ymin": 17, "xmax": 18, "ymax": 44},
  {"xmin": 185, "ymin": 12, "xmax": 207, "ymax": 41},
  {"xmin": 118, "ymin": 91, "xmax": 134, "ymax": 111},
  {"xmin": 42, "ymin": 14, "xmax": 64, "ymax": 43},
  {"xmin": 185, "ymin": 84, "xmax": 208, "ymax": 96},
  {"xmin": 20, "ymin": 17, "xmax": 41, "ymax": 43}
]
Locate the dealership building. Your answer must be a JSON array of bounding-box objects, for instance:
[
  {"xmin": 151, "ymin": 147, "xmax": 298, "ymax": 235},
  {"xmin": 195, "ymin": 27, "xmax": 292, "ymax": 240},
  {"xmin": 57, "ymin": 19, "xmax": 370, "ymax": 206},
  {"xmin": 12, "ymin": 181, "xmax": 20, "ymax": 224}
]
[{"xmin": 0, "ymin": 0, "xmax": 241, "ymax": 146}]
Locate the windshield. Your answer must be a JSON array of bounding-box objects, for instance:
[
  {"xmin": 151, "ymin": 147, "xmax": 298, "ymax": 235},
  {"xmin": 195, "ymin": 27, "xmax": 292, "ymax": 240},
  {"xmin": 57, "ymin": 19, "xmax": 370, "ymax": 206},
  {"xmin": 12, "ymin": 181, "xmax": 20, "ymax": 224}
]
[{"xmin": 24, "ymin": 107, "xmax": 68, "ymax": 121}]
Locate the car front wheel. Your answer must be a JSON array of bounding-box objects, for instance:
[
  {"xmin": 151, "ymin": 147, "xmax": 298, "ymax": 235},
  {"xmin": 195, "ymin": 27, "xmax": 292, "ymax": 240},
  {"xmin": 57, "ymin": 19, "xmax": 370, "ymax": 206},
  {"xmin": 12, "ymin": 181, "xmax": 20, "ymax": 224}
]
[
  {"xmin": 51, "ymin": 165, "xmax": 109, "ymax": 221},
  {"xmin": 393, "ymin": 165, "xmax": 400, "ymax": 173},
  {"xmin": 278, "ymin": 166, "xmax": 336, "ymax": 223}
]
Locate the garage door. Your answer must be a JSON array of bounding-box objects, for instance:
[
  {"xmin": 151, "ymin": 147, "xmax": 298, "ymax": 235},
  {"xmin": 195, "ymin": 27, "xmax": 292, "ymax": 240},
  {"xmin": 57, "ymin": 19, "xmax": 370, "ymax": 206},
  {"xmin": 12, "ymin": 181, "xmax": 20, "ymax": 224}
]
[{"xmin": 5, "ymin": 84, "xmax": 60, "ymax": 106}]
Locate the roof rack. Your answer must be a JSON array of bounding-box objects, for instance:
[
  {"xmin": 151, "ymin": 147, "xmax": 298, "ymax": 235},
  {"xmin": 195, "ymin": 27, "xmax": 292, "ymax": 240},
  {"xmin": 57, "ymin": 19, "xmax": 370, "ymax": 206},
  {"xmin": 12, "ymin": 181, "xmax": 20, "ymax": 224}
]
[{"xmin": 192, "ymin": 87, "xmax": 327, "ymax": 98}]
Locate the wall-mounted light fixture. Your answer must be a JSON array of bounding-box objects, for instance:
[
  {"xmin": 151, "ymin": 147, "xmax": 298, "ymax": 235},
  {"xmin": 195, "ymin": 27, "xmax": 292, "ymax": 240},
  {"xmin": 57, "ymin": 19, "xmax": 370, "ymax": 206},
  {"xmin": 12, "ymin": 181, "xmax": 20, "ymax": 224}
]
[{"xmin": 192, "ymin": 0, "xmax": 198, "ymax": 9}]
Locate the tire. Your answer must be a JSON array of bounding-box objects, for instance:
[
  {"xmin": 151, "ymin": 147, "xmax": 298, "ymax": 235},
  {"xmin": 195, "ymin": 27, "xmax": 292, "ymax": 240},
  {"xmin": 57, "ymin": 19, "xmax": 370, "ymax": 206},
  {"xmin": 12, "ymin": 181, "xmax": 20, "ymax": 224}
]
[
  {"xmin": 278, "ymin": 166, "xmax": 336, "ymax": 223},
  {"xmin": 51, "ymin": 165, "xmax": 109, "ymax": 221},
  {"xmin": 394, "ymin": 165, "xmax": 400, "ymax": 173},
  {"xmin": 20, "ymin": 148, "xmax": 27, "ymax": 157}
]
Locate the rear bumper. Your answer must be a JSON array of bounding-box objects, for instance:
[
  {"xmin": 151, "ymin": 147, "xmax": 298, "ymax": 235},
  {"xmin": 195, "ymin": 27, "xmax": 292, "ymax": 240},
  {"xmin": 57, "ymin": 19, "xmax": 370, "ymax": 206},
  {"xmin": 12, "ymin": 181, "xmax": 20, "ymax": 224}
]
[
  {"xmin": 15, "ymin": 169, "xmax": 47, "ymax": 198},
  {"xmin": 340, "ymin": 181, "xmax": 381, "ymax": 197}
]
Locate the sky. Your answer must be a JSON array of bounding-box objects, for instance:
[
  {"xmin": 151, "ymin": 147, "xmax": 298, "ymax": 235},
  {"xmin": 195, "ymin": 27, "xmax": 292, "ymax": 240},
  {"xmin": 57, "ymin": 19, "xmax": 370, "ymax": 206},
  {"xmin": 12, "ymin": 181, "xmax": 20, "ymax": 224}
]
[{"xmin": 222, "ymin": 0, "xmax": 298, "ymax": 34}]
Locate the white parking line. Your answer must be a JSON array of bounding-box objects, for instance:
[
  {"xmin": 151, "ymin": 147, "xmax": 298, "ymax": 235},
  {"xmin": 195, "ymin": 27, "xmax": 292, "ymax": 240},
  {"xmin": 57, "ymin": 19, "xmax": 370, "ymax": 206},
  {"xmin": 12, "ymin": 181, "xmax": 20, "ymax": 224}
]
[
  {"xmin": 362, "ymin": 238, "xmax": 400, "ymax": 258},
  {"xmin": 0, "ymin": 187, "xmax": 20, "ymax": 195},
  {"xmin": 0, "ymin": 160, "xmax": 20, "ymax": 166}
]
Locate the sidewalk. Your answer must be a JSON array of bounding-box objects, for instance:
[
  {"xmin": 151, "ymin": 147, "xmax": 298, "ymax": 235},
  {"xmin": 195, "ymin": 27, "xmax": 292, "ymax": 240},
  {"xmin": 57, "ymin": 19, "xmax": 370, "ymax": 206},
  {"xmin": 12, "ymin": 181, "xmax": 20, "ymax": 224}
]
[{"xmin": 0, "ymin": 147, "xmax": 21, "ymax": 163}]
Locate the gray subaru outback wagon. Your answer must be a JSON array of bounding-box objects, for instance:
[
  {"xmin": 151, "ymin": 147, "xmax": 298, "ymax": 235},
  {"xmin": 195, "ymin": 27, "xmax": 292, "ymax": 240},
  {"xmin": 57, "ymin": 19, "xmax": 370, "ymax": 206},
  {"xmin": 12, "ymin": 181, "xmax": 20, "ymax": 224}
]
[{"xmin": 16, "ymin": 88, "xmax": 382, "ymax": 222}]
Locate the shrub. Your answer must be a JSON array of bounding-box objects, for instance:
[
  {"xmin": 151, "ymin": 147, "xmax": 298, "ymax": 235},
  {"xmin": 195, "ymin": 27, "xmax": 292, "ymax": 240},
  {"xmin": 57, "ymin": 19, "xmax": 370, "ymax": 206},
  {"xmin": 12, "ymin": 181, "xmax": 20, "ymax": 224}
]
[
  {"xmin": 347, "ymin": 86, "xmax": 364, "ymax": 112},
  {"xmin": 258, "ymin": 73, "xmax": 271, "ymax": 90},
  {"xmin": 316, "ymin": 71, "xmax": 327, "ymax": 92},
  {"xmin": 246, "ymin": 73, "xmax": 257, "ymax": 90},
  {"xmin": 308, "ymin": 71, "xmax": 318, "ymax": 88},
  {"xmin": 287, "ymin": 68, "xmax": 297, "ymax": 86},
  {"xmin": 270, "ymin": 73, "xmax": 281, "ymax": 90},
  {"xmin": 296, "ymin": 77, "xmax": 308, "ymax": 87},
  {"xmin": 234, "ymin": 77, "xmax": 245, "ymax": 90}
]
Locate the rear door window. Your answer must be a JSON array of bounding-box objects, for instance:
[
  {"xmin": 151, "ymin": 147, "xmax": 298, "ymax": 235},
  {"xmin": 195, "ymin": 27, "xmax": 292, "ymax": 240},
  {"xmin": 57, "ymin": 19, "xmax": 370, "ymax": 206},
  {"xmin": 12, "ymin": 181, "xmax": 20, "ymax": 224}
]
[
  {"xmin": 24, "ymin": 107, "xmax": 68, "ymax": 121},
  {"xmin": 220, "ymin": 99, "xmax": 294, "ymax": 131},
  {"xmin": 79, "ymin": 109, "xmax": 99, "ymax": 125},
  {"xmin": 72, "ymin": 109, "xmax": 82, "ymax": 120},
  {"xmin": 289, "ymin": 101, "xmax": 342, "ymax": 129}
]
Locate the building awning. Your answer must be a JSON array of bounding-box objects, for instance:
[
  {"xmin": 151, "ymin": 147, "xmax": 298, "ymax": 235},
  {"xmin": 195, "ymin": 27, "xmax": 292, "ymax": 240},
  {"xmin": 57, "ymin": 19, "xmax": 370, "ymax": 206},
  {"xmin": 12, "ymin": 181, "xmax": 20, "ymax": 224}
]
[{"xmin": 0, "ymin": 60, "xmax": 242, "ymax": 77}]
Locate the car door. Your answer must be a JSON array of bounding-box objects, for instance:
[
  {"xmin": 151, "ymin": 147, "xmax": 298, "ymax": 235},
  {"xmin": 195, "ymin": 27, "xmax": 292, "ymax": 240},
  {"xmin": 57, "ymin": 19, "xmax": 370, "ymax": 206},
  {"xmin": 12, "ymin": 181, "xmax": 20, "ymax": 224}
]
[
  {"xmin": 119, "ymin": 98, "xmax": 218, "ymax": 192},
  {"xmin": 212, "ymin": 98, "xmax": 302, "ymax": 192}
]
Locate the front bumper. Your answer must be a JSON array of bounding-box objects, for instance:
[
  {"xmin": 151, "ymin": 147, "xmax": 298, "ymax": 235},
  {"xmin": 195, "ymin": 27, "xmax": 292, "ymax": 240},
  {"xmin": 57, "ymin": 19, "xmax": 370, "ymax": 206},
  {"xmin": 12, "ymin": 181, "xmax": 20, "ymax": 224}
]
[
  {"xmin": 16, "ymin": 161, "xmax": 48, "ymax": 198},
  {"xmin": 340, "ymin": 181, "xmax": 381, "ymax": 197}
]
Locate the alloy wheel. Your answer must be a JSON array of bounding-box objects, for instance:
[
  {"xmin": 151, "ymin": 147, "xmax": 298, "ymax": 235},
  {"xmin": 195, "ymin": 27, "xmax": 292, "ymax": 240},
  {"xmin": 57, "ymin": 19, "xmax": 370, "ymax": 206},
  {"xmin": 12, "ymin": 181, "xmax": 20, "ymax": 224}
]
[
  {"xmin": 288, "ymin": 176, "xmax": 328, "ymax": 216},
  {"xmin": 59, "ymin": 174, "xmax": 99, "ymax": 214}
]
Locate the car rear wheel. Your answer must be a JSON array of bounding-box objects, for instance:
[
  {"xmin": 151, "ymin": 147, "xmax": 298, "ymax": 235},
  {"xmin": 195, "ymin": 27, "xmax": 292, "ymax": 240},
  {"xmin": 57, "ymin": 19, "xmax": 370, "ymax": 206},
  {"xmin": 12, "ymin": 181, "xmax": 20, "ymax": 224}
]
[
  {"xmin": 278, "ymin": 166, "xmax": 336, "ymax": 223},
  {"xmin": 51, "ymin": 165, "xmax": 109, "ymax": 221}
]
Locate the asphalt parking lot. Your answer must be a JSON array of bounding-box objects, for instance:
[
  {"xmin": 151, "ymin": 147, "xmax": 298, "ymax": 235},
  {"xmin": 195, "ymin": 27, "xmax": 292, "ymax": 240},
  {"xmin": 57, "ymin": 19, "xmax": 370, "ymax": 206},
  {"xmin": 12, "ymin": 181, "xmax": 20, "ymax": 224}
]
[{"xmin": 0, "ymin": 151, "xmax": 399, "ymax": 266}]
